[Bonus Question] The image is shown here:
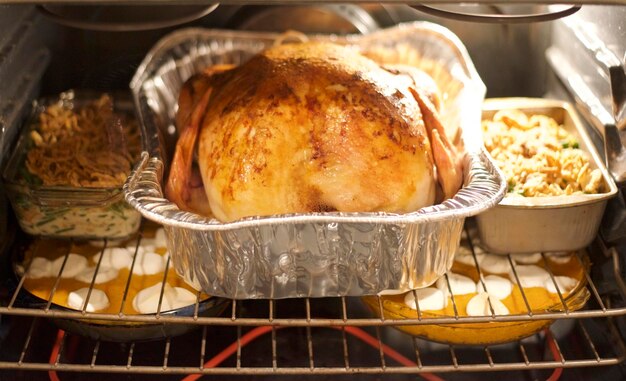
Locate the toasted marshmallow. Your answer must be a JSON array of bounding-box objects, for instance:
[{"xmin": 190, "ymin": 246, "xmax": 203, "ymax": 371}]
[
  {"xmin": 472, "ymin": 244, "xmax": 487, "ymax": 255},
  {"xmin": 436, "ymin": 273, "xmax": 476, "ymax": 296},
  {"xmin": 133, "ymin": 283, "xmax": 166, "ymax": 313},
  {"xmin": 51, "ymin": 254, "xmax": 88, "ymax": 278},
  {"xmin": 132, "ymin": 250, "xmax": 166, "ymax": 275},
  {"xmin": 93, "ymin": 247, "xmax": 133, "ymax": 270},
  {"xmin": 125, "ymin": 243, "xmax": 156, "ymax": 256},
  {"xmin": 545, "ymin": 276, "xmax": 578, "ymax": 295},
  {"xmin": 456, "ymin": 244, "xmax": 472, "ymax": 257},
  {"xmin": 88, "ymin": 238, "xmax": 125, "ymax": 248},
  {"xmin": 88, "ymin": 240, "xmax": 106, "ymax": 248},
  {"xmin": 137, "ymin": 244, "xmax": 156, "ymax": 255},
  {"xmin": 455, "ymin": 245, "xmax": 484, "ymax": 266},
  {"xmin": 67, "ymin": 288, "xmax": 109, "ymax": 312},
  {"xmin": 466, "ymin": 292, "xmax": 509, "ymax": 316},
  {"xmin": 26, "ymin": 257, "xmax": 53, "ymax": 279},
  {"xmin": 125, "ymin": 243, "xmax": 141, "ymax": 254},
  {"xmin": 479, "ymin": 275, "xmax": 513, "ymax": 300},
  {"xmin": 154, "ymin": 228, "xmax": 168, "ymax": 248},
  {"xmin": 133, "ymin": 283, "xmax": 197, "ymax": 314},
  {"xmin": 172, "ymin": 287, "xmax": 198, "ymax": 308},
  {"xmin": 511, "ymin": 253, "xmax": 543, "ymax": 264},
  {"xmin": 546, "ymin": 252, "xmax": 574, "ymax": 265},
  {"xmin": 480, "ymin": 254, "xmax": 511, "ymax": 274},
  {"xmin": 75, "ymin": 266, "xmax": 119, "ymax": 284},
  {"xmin": 509, "ymin": 265, "xmax": 550, "ymax": 288},
  {"xmin": 404, "ymin": 288, "xmax": 447, "ymax": 311}
]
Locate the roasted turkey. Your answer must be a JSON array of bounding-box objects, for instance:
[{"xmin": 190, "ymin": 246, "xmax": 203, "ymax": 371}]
[{"xmin": 165, "ymin": 41, "xmax": 462, "ymax": 222}]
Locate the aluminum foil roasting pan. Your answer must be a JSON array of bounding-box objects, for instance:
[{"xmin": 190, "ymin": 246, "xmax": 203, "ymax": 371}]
[{"xmin": 126, "ymin": 22, "xmax": 506, "ymax": 299}]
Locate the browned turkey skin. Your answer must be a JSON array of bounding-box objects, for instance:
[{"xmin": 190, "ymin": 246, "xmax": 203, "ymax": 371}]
[{"xmin": 166, "ymin": 42, "xmax": 462, "ymax": 222}]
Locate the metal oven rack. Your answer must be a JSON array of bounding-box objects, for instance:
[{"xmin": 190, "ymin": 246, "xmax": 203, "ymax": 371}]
[{"xmin": 1, "ymin": 224, "xmax": 626, "ymax": 378}]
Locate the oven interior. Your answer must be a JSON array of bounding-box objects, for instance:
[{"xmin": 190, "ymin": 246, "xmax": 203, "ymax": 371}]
[{"xmin": 1, "ymin": 2, "xmax": 626, "ymax": 380}]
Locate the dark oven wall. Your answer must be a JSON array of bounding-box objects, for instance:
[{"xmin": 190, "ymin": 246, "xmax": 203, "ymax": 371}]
[{"xmin": 33, "ymin": 4, "xmax": 551, "ymax": 99}]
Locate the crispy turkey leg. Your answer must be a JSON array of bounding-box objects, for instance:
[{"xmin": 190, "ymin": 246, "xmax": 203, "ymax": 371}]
[
  {"xmin": 165, "ymin": 86, "xmax": 213, "ymax": 216},
  {"xmin": 380, "ymin": 64, "xmax": 462, "ymax": 200},
  {"xmin": 165, "ymin": 66, "xmax": 234, "ymax": 216},
  {"xmin": 176, "ymin": 65, "xmax": 235, "ymax": 136},
  {"xmin": 410, "ymin": 86, "xmax": 463, "ymax": 200}
]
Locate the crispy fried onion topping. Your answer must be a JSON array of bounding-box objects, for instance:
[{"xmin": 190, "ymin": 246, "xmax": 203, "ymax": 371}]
[{"xmin": 26, "ymin": 94, "xmax": 140, "ymax": 187}]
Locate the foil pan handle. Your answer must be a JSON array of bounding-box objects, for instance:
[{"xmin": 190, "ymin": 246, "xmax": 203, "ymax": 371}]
[{"xmin": 124, "ymin": 152, "xmax": 175, "ymax": 224}]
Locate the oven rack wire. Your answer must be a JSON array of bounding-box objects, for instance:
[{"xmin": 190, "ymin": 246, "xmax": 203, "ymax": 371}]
[
  {"xmin": 0, "ymin": 223, "xmax": 625, "ymax": 375},
  {"xmin": 3, "ymin": 225, "xmax": 626, "ymax": 326},
  {"xmin": 0, "ymin": 309, "xmax": 624, "ymax": 375}
]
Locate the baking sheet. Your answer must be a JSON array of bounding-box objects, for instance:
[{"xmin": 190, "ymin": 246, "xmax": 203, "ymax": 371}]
[{"xmin": 126, "ymin": 22, "xmax": 506, "ymax": 299}]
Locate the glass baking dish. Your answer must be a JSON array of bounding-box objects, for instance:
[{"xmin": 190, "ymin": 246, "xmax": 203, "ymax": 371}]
[{"xmin": 2, "ymin": 90, "xmax": 141, "ymax": 240}]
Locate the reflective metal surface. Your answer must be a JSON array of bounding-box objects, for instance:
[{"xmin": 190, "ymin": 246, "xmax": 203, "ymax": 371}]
[
  {"xmin": 1, "ymin": 233, "xmax": 626, "ymax": 375},
  {"xmin": 38, "ymin": 4, "xmax": 219, "ymax": 31},
  {"xmin": 411, "ymin": 4, "xmax": 581, "ymax": 23},
  {"xmin": 126, "ymin": 23, "xmax": 505, "ymax": 299},
  {"xmin": 548, "ymin": 5, "xmax": 626, "ymax": 185},
  {"xmin": 476, "ymin": 98, "xmax": 618, "ymax": 254},
  {"xmin": 230, "ymin": 4, "xmax": 380, "ymax": 34}
]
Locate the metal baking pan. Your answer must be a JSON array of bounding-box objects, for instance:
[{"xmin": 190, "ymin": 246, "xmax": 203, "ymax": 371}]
[
  {"xmin": 475, "ymin": 98, "xmax": 618, "ymax": 254},
  {"xmin": 126, "ymin": 22, "xmax": 506, "ymax": 299},
  {"xmin": 9, "ymin": 280, "xmax": 229, "ymax": 343}
]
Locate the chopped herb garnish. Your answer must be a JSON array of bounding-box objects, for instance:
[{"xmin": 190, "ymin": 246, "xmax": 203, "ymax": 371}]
[
  {"xmin": 109, "ymin": 202, "xmax": 129, "ymax": 219},
  {"xmin": 507, "ymin": 181, "xmax": 515, "ymax": 193},
  {"xmin": 35, "ymin": 216, "xmax": 58, "ymax": 227},
  {"xmin": 561, "ymin": 140, "xmax": 579, "ymax": 149},
  {"xmin": 18, "ymin": 166, "xmax": 43, "ymax": 186},
  {"xmin": 54, "ymin": 226, "xmax": 75, "ymax": 234},
  {"xmin": 15, "ymin": 195, "xmax": 30, "ymax": 209}
]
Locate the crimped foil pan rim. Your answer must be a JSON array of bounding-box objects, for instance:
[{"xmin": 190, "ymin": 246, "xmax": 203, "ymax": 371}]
[
  {"xmin": 125, "ymin": 22, "xmax": 506, "ymax": 231},
  {"xmin": 124, "ymin": 150, "xmax": 505, "ymax": 231}
]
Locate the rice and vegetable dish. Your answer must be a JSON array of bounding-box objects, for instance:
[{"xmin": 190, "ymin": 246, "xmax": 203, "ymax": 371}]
[{"xmin": 482, "ymin": 109, "xmax": 603, "ymax": 197}]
